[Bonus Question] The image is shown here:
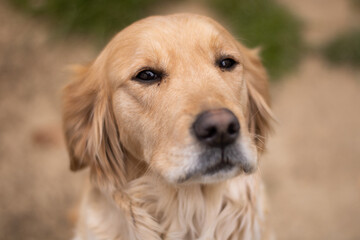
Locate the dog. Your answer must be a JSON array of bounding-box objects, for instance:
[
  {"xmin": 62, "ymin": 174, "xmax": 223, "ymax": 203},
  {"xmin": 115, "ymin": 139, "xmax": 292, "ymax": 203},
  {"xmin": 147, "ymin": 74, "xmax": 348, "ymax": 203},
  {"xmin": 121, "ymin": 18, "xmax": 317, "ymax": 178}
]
[{"xmin": 62, "ymin": 13, "xmax": 274, "ymax": 240}]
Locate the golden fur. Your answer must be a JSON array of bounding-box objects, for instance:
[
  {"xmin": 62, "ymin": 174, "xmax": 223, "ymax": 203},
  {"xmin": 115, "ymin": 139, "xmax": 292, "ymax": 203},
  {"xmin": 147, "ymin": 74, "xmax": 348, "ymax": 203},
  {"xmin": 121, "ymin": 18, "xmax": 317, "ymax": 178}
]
[{"xmin": 62, "ymin": 14, "xmax": 274, "ymax": 240}]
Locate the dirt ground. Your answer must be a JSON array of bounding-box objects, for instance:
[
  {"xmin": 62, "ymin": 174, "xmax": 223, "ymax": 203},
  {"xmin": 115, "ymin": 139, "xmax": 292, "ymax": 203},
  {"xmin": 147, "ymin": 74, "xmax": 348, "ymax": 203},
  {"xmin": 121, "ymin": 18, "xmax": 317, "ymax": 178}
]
[
  {"xmin": 0, "ymin": 0, "xmax": 359, "ymax": 240},
  {"xmin": 261, "ymin": 0, "xmax": 360, "ymax": 239}
]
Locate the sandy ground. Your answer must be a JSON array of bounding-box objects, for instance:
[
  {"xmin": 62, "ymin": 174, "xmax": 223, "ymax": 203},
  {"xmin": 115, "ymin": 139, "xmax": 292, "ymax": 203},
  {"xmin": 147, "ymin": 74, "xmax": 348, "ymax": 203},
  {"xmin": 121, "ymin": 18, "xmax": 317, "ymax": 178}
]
[
  {"xmin": 0, "ymin": 0, "xmax": 359, "ymax": 239},
  {"xmin": 0, "ymin": 2, "xmax": 94, "ymax": 239},
  {"xmin": 262, "ymin": 0, "xmax": 360, "ymax": 239}
]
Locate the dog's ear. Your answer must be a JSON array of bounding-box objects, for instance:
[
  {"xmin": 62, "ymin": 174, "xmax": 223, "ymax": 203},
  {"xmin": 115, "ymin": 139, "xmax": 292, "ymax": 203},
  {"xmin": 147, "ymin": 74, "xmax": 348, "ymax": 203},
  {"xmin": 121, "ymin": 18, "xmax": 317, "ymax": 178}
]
[
  {"xmin": 242, "ymin": 47, "xmax": 275, "ymax": 153},
  {"xmin": 63, "ymin": 64, "xmax": 160, "ymax": 237},
  {"xmin": 62, "ymin": 64, "xmax": 126, "ymax": 187}
]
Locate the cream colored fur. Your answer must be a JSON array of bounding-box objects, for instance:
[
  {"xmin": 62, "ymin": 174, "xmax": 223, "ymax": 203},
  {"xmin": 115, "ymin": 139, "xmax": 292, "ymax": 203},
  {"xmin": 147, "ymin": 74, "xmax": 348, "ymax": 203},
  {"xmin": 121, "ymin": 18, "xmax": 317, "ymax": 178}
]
[
  {"xmin": 75, "ymin": 173, "xmax": 271, "ymax": 240},
  {"xmin": 63, "ymin": 14, "xmax": 274, "ymax": 240}
]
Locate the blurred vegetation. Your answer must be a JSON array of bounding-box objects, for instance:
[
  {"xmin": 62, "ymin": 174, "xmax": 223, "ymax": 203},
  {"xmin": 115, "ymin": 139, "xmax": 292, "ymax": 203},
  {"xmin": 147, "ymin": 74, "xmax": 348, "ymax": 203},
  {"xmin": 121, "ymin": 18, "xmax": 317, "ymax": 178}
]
[
  {"xmin": 9, "ymin": 0, "xmax": 157, "ymax": 42},
  {"xmin": 323, "ymin": 30, "xmax": 360, "ymax": 67},
  {"xmin": 322, "ymin": 0, "xmax": 360, "ymax": 67},
  {"xmin": 8, "ymin": 0, "xmax": 303, "ymax": 80},
  {"xmin": 209, "ymin": 0, "xmax": 303, "ymax": 79}
]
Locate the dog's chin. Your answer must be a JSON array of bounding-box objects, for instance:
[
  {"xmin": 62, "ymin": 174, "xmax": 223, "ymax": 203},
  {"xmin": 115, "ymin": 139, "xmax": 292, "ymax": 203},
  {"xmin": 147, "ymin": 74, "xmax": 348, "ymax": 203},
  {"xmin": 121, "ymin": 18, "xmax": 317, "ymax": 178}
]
[
  {"xmin": 179, "ymin": 162, "xmax": 255, "ymax": 185},
  {"xmin": 172, "ymin": 156, "xmax": 256, "ymax": 185},
  {"xmin": 188, "ymin": 165, "xmax": 244, "ymax": 184},
  {"xmin": 156, "ymin": 142, "xmax": 257, "ymax": 185}
]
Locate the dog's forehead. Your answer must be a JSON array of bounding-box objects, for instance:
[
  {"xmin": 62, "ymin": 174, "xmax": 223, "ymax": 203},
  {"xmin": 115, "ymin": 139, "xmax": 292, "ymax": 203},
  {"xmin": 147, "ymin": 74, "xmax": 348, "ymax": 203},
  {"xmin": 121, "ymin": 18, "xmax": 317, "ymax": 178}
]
[
  {"xmin": 129, "ymin": 14, "xmax": 222, "ymax": 39},
  {"xmin": 111, "ymin": 14, "xmax": 236, "ymax": 55},
  {"xmin": 102, "ymin": 14, "xmax": 244, "ymax": 84}
]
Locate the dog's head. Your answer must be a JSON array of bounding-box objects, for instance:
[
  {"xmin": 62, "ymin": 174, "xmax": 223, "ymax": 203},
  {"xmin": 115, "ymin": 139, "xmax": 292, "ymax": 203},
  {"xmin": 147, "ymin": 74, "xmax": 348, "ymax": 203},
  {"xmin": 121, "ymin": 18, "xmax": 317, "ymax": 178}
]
[{"xmin": 63, "ymin": 14, "xmax": 273, "ymax": 187}]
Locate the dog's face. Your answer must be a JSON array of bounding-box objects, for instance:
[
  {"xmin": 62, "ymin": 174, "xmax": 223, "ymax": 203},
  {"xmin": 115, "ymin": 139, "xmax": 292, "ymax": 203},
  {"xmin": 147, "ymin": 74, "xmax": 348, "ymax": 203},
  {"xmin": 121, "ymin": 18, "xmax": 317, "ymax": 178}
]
[{"xmin": 63, "ymin": 14, "xmax": 273, "ymax": 186}]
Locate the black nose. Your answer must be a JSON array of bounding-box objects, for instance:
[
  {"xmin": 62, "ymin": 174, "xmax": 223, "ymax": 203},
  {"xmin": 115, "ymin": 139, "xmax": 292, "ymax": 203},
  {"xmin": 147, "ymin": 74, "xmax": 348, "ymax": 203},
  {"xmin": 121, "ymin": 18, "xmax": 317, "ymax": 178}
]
[{"xmin": 193, "ymin": 108, "xmax": 240, "ymax": 148}]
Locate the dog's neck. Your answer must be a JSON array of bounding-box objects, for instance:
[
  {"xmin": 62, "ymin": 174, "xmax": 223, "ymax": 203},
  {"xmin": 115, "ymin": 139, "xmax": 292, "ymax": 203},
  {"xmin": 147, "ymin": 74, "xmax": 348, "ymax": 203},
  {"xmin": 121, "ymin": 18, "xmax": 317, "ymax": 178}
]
[{"xmin": 87, "ymin": 154, "xmax": 265, "ymax": 239}]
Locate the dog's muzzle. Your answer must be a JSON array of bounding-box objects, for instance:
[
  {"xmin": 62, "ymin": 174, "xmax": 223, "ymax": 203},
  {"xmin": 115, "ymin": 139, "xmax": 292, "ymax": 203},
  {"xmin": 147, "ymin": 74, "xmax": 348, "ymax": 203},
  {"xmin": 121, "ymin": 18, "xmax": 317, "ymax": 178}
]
[{"xmin": 190, "ymin": 108, "xmax": 246, "ymax": 176}]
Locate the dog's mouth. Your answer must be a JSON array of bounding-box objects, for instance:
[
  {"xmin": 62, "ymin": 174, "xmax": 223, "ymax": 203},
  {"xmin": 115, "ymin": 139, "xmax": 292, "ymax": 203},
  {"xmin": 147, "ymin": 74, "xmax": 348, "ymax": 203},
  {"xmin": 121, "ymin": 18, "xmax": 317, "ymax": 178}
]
[
  {"xmin": 204, "ymin": 159, "xmax": 234, "ymax": 175},
  {"xmin": 176, "ymin": 145, "xmax": 252, "ymax": 183},
  {"xmin": 169, "ymin": 141, "xmax": 257, "ymax": 184}
]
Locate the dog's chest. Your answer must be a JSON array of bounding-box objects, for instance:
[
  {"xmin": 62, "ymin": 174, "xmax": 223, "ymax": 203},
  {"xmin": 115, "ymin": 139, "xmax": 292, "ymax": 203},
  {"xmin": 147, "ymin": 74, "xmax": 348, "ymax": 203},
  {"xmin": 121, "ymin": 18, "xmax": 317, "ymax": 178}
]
[
  {"xmin": 140, "ymin": 177, "xmax": 263, "ymax": 240},
  {"xmin": 81, "ymin": 175, "xmax": 264, "ymax": 240}
]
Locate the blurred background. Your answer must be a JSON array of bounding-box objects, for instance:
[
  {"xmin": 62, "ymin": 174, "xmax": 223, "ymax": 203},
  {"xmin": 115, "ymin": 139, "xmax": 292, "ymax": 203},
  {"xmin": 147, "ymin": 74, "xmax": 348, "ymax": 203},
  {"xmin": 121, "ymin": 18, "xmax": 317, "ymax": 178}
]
[{"xmin": 0, "ymin": 0, "xmax": 359, "ymax": 239}]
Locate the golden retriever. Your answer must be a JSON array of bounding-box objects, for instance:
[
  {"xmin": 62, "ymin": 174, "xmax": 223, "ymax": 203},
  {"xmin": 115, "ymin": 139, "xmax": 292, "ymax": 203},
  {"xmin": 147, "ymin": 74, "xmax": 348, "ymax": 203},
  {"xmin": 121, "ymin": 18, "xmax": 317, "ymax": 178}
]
[{"xmin": 62, "ymin": 13, "xmax": 274, "ymax": 240}]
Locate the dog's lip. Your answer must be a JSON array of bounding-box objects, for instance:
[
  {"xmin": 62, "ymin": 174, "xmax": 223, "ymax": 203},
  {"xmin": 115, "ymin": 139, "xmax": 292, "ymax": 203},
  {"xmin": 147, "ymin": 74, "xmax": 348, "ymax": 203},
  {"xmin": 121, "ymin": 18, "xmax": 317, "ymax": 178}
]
[
  {"xmin": 176, "ymin": 145, "xmax": 256, "ymax": 183},
  {"xmin": 177, "ymin": 160, "xmax": 237, "ymax": 183},
  {"xmin": 204, "ymin": 160, "xmax": 234, "ymax": 175}
]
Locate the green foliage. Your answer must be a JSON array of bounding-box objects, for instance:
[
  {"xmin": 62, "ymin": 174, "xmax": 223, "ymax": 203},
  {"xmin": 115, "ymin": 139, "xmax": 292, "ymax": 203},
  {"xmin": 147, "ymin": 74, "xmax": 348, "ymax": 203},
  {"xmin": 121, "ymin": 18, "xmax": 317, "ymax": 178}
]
[
  {"xmin": 9, "ymin": 0, "xmax": 158, "ymax": 42},
  {"xmin": 323, "ymin": 30, "xmax": 360, "ymax": 67},
  {"xmin": 9, "ymin": 0, "xmax": 304, "ymax": 80},
  {"xmin": 209, "ymin": 0, "xmax": 303, "ymax": 79}
]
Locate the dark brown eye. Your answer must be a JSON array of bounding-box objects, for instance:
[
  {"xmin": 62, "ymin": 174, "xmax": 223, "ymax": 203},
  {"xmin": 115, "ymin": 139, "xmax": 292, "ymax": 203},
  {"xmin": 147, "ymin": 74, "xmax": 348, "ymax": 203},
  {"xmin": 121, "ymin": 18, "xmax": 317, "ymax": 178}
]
[
  {"xmin": 218, "ymin": 58, "xmax": 237, "ymax": 70},
  {"xmin": 134, "ymin": 70, "xmax": 162, "ymax": 82}
]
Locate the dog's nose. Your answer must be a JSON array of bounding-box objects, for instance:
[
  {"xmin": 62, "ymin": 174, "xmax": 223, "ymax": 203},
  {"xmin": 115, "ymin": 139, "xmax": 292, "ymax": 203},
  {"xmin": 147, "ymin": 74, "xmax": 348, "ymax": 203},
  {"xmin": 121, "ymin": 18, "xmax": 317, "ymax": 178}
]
[{"xmin": 193, "ymin": 108, "xmax": 240, "ymax": 147}]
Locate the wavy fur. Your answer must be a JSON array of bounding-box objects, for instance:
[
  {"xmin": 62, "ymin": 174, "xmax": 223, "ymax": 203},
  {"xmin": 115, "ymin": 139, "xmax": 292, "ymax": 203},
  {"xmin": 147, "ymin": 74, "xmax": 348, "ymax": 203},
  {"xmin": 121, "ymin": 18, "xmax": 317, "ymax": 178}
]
[{"xmin": 63, "ymin": 14, "xmax": 274, "ymax": 240}]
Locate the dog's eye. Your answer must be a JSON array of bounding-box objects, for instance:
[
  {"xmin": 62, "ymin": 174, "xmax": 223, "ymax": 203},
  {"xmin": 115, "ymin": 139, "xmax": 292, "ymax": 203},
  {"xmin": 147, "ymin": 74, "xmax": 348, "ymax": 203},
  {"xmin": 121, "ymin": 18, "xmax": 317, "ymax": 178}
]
[
  {"xmin": 134, "ymin": 70, "xmax": 162, "ymax": 82},
  {"xmin": 218, "ymin": 58, "xmax": 237, "ymax": 70}
]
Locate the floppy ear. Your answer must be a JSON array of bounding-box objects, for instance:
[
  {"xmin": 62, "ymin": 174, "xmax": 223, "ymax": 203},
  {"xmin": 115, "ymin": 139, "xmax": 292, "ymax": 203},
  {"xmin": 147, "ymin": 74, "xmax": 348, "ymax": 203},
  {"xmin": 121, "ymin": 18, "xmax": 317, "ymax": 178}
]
[
  {"xmin": 242, "ymin": 48, "xmax": 275, "ymax": 153},
  {"xmin": 63, "ymin": 65, "xmax": 162, "ymax": 238},
  {"xmin": 62, "ymin": 64, "xmax": 126, "ymax": 187}
]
